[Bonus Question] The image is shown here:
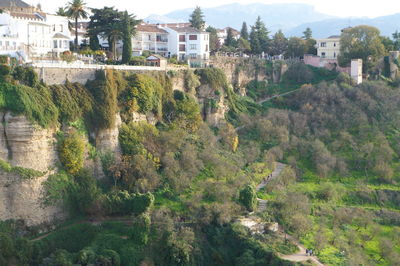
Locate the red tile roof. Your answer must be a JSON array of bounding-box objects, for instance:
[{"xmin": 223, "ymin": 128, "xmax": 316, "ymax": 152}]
[{"xmin": 136, "ymin": 24, "xmax": 167, "ymax": 33}]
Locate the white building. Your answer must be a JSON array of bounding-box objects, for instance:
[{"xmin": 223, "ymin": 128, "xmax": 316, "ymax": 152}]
[
  {"xmin": 0, "ymin": 0, "xmax": 72, "ymax": 61},
  {"xmin": 161, "ymin": 25, "xmax": 209, "ymax": 61},
  {"xmin": 217, "ymin": 27, "xmax": 240, "ymax": 46},
  {"xmin": 132, "ymin": 24, "xmax": 169, "ymax": 57},
  {"xmin": 316, "ymin": 35, "xmax": 341, "ymax": 59}
]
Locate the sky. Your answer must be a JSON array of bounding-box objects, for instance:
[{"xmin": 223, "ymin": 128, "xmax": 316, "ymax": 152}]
[{"xmin": 32, "ymin": 0, "xmax": 400, "ymax": 19}]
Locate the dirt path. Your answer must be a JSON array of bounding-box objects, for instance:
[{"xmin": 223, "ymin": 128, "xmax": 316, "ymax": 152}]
[
  {"xmin": 278, "ymin": 232, "xmax": 324, "ymax": 266},
  {"xmin": 240, "ymin": 162, "xmax": 325, "ymax": 266},
  {"xmin": 256, "ymin": 89, "xmax": 300, "ymax": 105}
]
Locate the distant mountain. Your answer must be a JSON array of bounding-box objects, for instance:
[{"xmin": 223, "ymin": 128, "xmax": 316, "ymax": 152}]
[
  {"xmin": 159, "ymin": 3, "xmax": 334, "ymax": 32},
  {"xmin": 143, "ymin": 14, "xmax": 183, "ymax": 24},
  {"xmin": 286, "ymin": 13, "xmax": 400, "ymax": 38}
]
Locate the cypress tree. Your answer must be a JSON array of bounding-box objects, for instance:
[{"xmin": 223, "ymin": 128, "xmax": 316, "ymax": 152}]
[
  {"xmin": 240, "ymin": 22, "xmax": 249, "ymax": 40},
  {"xmin": 122, "ymin": 11, "xmax": 132, "ymax": 64}
]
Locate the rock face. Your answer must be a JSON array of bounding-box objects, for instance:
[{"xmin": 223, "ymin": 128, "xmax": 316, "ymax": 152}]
[
  {"xmin": 0, "ymin": 112, "xmax": 63, "ymax": 226},
  {"xmin": 0, "ymin": 112, "xmax": 58, "ymax": 171},
  {"xmin": 94, "ymin": 113, "xmax": 122, "ymax": 154},
  {"xmin": 0, "ymin": 172, "xmax": 65, "ymax": 226},
  {"xmin": 197, "ymin": 85, "xmax": 229, "ymax": 126}
]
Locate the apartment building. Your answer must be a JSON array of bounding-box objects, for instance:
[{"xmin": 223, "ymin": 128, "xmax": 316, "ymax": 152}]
[
  {"xmin": 132, "ymin": 24, "xmax": 169, "ymax": 57},
  {"xmin": 161, "ymin": 25, "xmax": 210, "ymax": 61},
  {"xmin": 0, "ymin": 0, "xmax": 71, "ymax": 60}
]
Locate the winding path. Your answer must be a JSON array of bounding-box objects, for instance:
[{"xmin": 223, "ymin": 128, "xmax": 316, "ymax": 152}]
[
  {"xmin": 256, "ymin": 88, "xmax": 300, "ymax": 105},
  {"xmin": 240, "ymin": 162, "xmax": 325, "ymax": 266}
]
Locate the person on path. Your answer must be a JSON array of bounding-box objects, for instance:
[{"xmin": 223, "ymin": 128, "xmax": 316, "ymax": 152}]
[{"xmin": 306, "ymin": 249, "xmax": 309, "ymax": 256}]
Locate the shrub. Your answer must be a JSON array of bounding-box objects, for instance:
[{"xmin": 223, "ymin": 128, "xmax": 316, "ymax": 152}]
[
  {"xmin": 0, "ymin": 83, "xmax": 59, "ymax": 128},
  {"xmin": 282, "ymin": 62, "xmax": 314, "ymax": 84},
  {"xmin": 195, "ymin": 68, "xmax": 228, "ymax": 90},
  {"xmin": 0, "ymin": 159, "xmax": 44, "ymax": 179},
  {"xmin": 119, "ymin": 122, "xmax": 159, "ymax": 156},
  {"xmin": 103, "ymin": 190, "xmax": 154, "ymax": 216},
  {"xmin": 11, "ymin": 66, "xmax": 38, "ymax": 87},
  {"xmin": 0, "ymin": 65, "xmax": 11, "ymax": 78},
  {"xmin": 239, "ymin": 184, "xmax": 257, "ymax": 212},
  {"xmin": 58, "ymin": 132, "xmax": 85, "ymax": 174}
]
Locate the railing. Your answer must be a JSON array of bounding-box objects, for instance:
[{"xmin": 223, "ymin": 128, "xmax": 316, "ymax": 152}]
[
  {"xmin": 157, "ymin": 47, "xmax": 168, "ymax": 51},
  {"xmin": 0, "ymin": 46, "xmax": 21, "ymax": 51},
  {"xmin": 30, "ymin": 61, "xmax": 165, "ymax": 71}
]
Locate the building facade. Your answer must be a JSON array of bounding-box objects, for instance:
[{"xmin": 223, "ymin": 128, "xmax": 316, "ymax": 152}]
[
  {"xmin": 132, "ymin": 24, "xmax": 169, "ymax": 57},
  {"xmin": 316, "ymin": 35, "xmax": 341, "ymax": 59},
  {"xmin": 0, "ymin": 0, "xmax": 71, "ymax": 61},
  {"xmin": 161, "ymin": 25, "xmax": 209, "ymax": 61},
  {"xmin": 217, "ymin": 27, "xmax": 240, "ymax": 46}
]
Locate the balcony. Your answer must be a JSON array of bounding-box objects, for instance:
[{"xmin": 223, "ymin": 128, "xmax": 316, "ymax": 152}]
[{"xmin": 157, "ymin": 47, "xmax": 168, "ymax": 51}]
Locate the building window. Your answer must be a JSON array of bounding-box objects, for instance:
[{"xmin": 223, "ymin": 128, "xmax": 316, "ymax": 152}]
[
  {"xmin": 321, "ymin": 52, "xmax": 326, "ymax": 58},
  {"xmin": 190, "ymin": 53, "xmax": 197, "ymax": 59},
  {"xmin": 334, "ymin": 43, "xmax": 336, "ymax": 47},
  {"xmin": 189, "ymin": 35, "xmax": 197, "ymax": 40},
  {"xmin": 321, "ymin": 42, "xmax": 326, "ymax": 47},
  {"xmin": 54, "ymin": 40, "xmax": 58, "ymax": 48},
  {"xmin": 179, "ymin": 35, "xmax": 186, "ymax": 42},
  {"xmin": 334, "ymin": 52, "xmax": 336, "ymax": 58},
  {"xmin": 60, "ymin": 24, "xmax": 63, "ymax": 32},
  {"xmin": 206, "ymin": 44, "xmax": 209, "ymax": 52},
  {"xmin": 190, "ymin": 44, "xmax": 197, "ymax": 50},
  {"xmin": 148, "ymin": 35, "xmax": 151, "ymax": 41},
  {"xmin": 179, "ymin": 44, "xmax": 186, "ymax": 52}
]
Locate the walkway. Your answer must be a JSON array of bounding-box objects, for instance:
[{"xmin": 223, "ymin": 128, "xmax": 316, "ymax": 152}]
[
  {"xmin": 256, "ymin": 88, "xmax": 300, "ymax": 105},
  {"xmin": 239, "ymin": 162, "xmax": 325, "ymax": 266}
]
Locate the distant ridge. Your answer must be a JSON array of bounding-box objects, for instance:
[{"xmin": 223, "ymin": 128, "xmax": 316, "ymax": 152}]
[{"xmin": 145, "ymin": 3, "xmax": 400, "ymax": 38}]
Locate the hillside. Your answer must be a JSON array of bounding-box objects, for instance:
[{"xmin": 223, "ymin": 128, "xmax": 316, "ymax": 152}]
[{"xmin": 0, "ymin": 59, "xmax": 400, "ymax": 265}]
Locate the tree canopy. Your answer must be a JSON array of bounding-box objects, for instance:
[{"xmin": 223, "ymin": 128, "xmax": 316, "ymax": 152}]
[
  {"xmin": 338, "ymin": 25, "xmax": 385, "ymax": 73},
  {"xmin": 249, "ymin": 16, "xmax": 270, "ymax": 55},
  {"xmin": 189, "ymin": 6, "xmax": 205, "ymax": 30}
]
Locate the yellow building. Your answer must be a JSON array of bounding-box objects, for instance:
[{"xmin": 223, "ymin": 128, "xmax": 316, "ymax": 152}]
[{"xmin": 316, "ymin": 36, "xmax": 341, "ymax": 60}]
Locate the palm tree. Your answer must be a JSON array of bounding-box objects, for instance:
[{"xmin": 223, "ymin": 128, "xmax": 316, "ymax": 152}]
[{"xmin": 66, "ymin": 0, "xmax": 88, "ymax": 52}]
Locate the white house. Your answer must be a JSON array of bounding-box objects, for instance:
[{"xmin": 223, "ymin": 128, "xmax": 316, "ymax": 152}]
[
  {"xmin": 161, "ymin": 25, "xmax": 209, "ymax": 61},
  {"xmin": 316, "ymin": 35, "xmax": 341, "ymax": 59},
  {"xmin": 132, "ymin": 23, "xmax": 169, "ymax": 57},
  {"xmin": 0, "ymin": 0, "xmax": 72, "ymax": 61},
  {"xmin": 217, "ymin": 27, "xmax": 240, "ymax": 46}
]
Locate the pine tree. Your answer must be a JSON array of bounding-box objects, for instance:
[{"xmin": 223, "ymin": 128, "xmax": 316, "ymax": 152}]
[
  {"xmin": 270, "ymin": 30, "xmax": 288, "ymax": 56},
  {"xmin": 122, "ymin": 11, "xmax": 132, "ymax": 64},
  {"xmin": 303, "ymin": 27, "xmax": 312, "ymax": 40},
  {"xmin": 249, "ymin": 16, "xmax": 270, "ymax": 55},
  {"xmin": 189, "ymin": 6, "xmax": 205, "ymax": 30},
  {"xmin": 240, "ymin": 22, "xmax": 249, "ymax": 40},
  {"xmin": 225, "ymin": 28, "xmax": 236, "ymax": 47}
]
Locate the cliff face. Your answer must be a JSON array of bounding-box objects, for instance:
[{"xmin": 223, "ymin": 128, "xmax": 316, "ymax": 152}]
[{"xmin": 0, "ymin": 112, "xmax": 63, "ymax": 226}]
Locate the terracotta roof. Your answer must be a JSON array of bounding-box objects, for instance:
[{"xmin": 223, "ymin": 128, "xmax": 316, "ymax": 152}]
[
  {"xmin": 136, "ymin": 24, "xmax": 167, "ymax": 33},
  {"xmin": 168, "ymin": 26, "xmax": 207, "ymax": 34},
  {"xmin": 53, "ymin": 33, "xmax": 70, "ymax": 39},
  {"xmin": 10, "ymin": 11, "xmax": 46, "ymax": 20},
  {"xmin": 0, "ymin": 0, "xmax": 30, "ymax": 8},
  {"xmin": 328, "ymin": 35, "xmax": 340, "ymax": 39},
  {"xmin": 156, "ymin": 22, "xmax": 191, "ymax": 28}
]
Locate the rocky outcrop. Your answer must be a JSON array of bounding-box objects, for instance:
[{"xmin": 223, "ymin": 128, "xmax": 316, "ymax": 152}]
[
  {"xmin": 0, "ymin": 112, "xmax": 58, "ymax": 171},
  {"xmin": 197, "ymin": 85, "xmax": 229, "ymax": 126},
  {"xmin": 0, "ymin": 112, "xmax": 63, "ymax": 226},
  {"xmin": 94, "ymin": 113, "xmax": 122, "ymax": 155},
  {"xmin": 0, "ymin": 172, "xmax": 65, "ymax": 226}
]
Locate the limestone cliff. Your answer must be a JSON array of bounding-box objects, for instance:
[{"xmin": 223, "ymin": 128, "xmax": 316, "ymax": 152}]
[{"xmin": 0, "ymin": 112, "xmax": 63, "ymax": 226}]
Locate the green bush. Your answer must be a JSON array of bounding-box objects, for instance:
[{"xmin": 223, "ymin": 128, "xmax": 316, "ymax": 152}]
[
  {"xmin": 0, "ymin": 65, "xmax": 11, "ymax": 78},
  {"xmin": 195, "ymin": 68, "xmax": 228, "ymax": 90},
  {"xmin": 0, "ymin": 159, "xmax": 44, "ymax": 179},
  {"xmin": 239, "ymin": 184, "xmax": 257, "ymax": 212},
  {"xmin": 0, "ymin": 82, "xmax": 59, "ymax": 128},
  {"xmin": 282, "ymin": 62, "xmax": 314, "ymax": 84},
  {"xmin": 58, "ymin": 132, "xmax": 85, "ymax": 174},
  {"xmin": 11, "ymin": 66, "xmax": 38, "ymax": 87},
  {"xmin": 119, "ymin": 122, "xmax": 159, "ymax": 156},
  {"xmin": 86, "ymin": 70, "xmax": 124, "ymax": 130},
  {"xmin": 103, "ymin": 190, "xmax": 154, "ymax": 216}
]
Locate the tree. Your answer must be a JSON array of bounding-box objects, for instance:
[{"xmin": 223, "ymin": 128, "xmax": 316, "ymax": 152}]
[
  {"xmin": 302, "ymin": 27, "xmax": 312, "ymax": 40},
  {"xmin": 237, "ymin": 38, "xmax": 251, "ymax": 54},
  {"xmin": 285, "ymin": 37, "xmax": 306, "ymax": 58},
  {"xmin": 338, "ymin": 25, "xmax": 385, "ymax": 73},
  {"xmin": 239, "ymin": 184, "xmax": 257, "ymax": 212},
  {"xmin": 189, "ymin": 6, "xmax": 205, "ymax": 30},
  {"xmin": 206, "ymin": 26, "xmax": 220, "ymax": 52},
  {"xmin": 270, "ymin": 30, "xmax": 288, "ymax": 56},
  {"xmin": 240, "ymin": 22, "xmax": 249, "ymax": 40},
  {"xmin": 66, "ymin": 0, "xmax": 88, "ymax": 52},
  {"xmin": 56, "ymin": 7, "xmax": 67, "ymax": 16},
  {"xmin": 121, "ymin": 11, "xmax": 132, "ymax": 64},
  {"xmin": 249, "ymin": 16, "xmax": 270, "ymax": 55},
  {"xmin": 393, "ymin": 30, "xmax": 400, "ymax": 50},
  {"xmin": 225, "ymin": 28, "xmax": 236, "ymax": 47}
]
